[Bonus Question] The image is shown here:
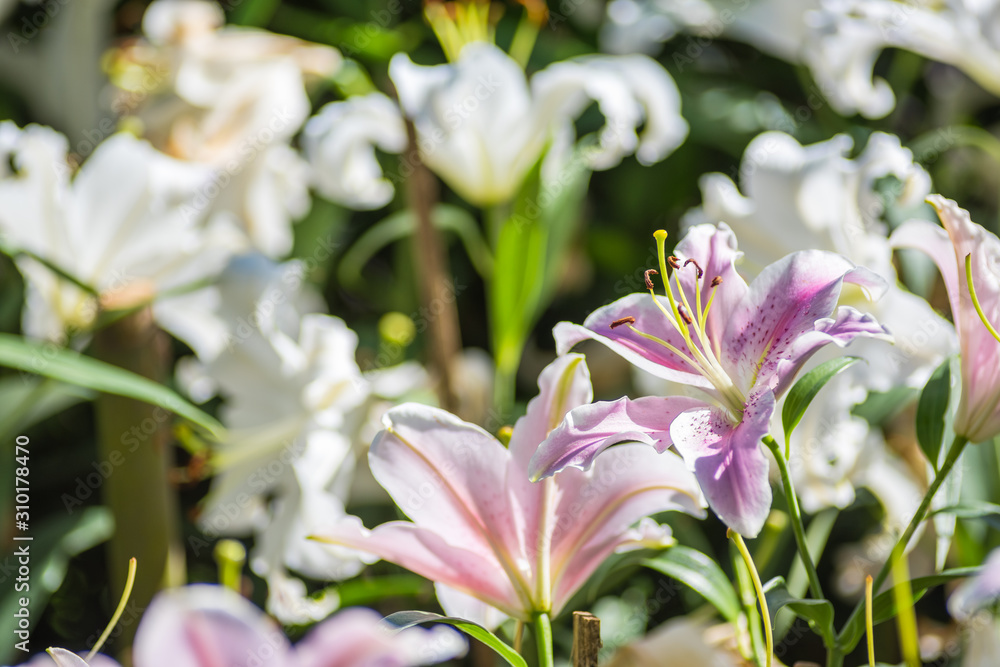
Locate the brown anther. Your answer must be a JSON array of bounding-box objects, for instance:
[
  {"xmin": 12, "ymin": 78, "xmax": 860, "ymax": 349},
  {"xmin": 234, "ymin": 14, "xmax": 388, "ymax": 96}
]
[
  {"xmin": 684, "ymin": 258, "xmax": 704, "ymax": 279},
  {"xmin": 711, "ymin": 276, "xmax": 723, "ymax": 287},
  {"xmin": 677, "ymin": 305, "xmax": 693, "ymax": 325},
  {"xmin": 610, "ymin": 316, "xmax": 636, "ymax": 330},
  {"xmin": 667, "ymin": 256, "xmax": 681, "ymax": 270},
  {"xmin": 644, "ymin": 269, "xmax": 658, "ymax": 290}
]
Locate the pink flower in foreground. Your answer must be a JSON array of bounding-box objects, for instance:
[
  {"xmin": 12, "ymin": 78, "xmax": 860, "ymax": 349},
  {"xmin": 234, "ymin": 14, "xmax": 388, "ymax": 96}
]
[
  {"xmin": 529, "ymin": 223, "xmax": 891, "ymax": 537},
  {"xmin": 891, "ymin": 195, "xmax": 1000, "ymax": 443},
  {"xmin": 316, "ymin": 355, "xmax": 705, "ymax": 626},
  {"xmin": 24, "ymin": 585, "xmax": 464, "ymax": 667}
]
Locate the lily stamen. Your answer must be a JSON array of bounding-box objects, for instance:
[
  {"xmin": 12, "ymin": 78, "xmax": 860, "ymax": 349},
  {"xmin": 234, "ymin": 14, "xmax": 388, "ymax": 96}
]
[
  {"xmin": 610, "ymin": 316, "xmax": 636, "ymax": 329},
  {"xmin": 644, "ymin": 269, "xmax": 658, "ymax": 290},
  {"xmin": 683, "ymin": 258, "xmax": 704, "ymax": 279}
]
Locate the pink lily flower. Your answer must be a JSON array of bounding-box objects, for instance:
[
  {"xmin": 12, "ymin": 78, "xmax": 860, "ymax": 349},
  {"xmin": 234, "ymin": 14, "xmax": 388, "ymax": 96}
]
[
  {"xmin": 315, "ymin": 354, "xmax": 705, "ymax": 626},
  {"xmin": 24, "ymin": 585, "xmax": 466, "ymax": 667},
  {"xmin": 891, "ymin": 195, "xmax": 1000, "ymax": 443},
  {"xmin": 529, "ymin": 223, "xmax": 892, "ymax": 537}
]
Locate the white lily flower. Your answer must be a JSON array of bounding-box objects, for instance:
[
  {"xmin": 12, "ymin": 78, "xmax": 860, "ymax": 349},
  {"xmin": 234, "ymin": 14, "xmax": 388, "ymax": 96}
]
[
  {"xmin": 807, "ymin": 0, "xmax": 1000, "ymax": 119},
  {"xmin": 112, "ymin": 0, "xmax": 340, "ymax": 257},
  {"xmin": 177, "ymin": 254, "xmax": 370, "ymax": 623},
  {"xmin": 681, "ymin": 130, "xmax": 951, "ymax": 516},
  {"xmin": 601, "ymin": 0, "xmax": 815, "ymax": 64},
  {"xmin": 306, "ymin": 41, "xmax": 686, "ymax": 208},
  {"xmin": 0, "ymin": 122, "xmax": 235, "ymax": 342},
  {"xmin": 303, "ymin": 92, "xmax": 408, "ymax": 210}
]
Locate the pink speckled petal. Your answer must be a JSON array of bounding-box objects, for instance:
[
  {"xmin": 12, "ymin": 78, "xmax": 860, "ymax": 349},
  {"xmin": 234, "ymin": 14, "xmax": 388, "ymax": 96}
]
[
  {"xmin": 528, "ymin": 395, "xmax": 705, "ymax": 480},
  {"xmin": 723, "ymin": 249, "xmax": 889, "ymax": 397},
  {"xmin": 670, "ymin": 390, "xmax": 775, "ymax": 537}
]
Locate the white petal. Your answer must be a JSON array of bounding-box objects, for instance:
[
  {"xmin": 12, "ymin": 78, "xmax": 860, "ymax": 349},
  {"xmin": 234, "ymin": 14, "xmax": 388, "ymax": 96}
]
[{"xmin": 303, "ymin": 93, "xmax": 406, "ymax": 209}]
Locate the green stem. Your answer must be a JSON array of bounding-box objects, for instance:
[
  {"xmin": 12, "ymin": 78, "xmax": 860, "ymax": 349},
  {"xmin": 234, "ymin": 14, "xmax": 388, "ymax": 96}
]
[
  {"xmin": 732, "ymin": 542, "xmax": 765, "ymax": 665},
  {"xmin": 774, "ymin": 508, "xmax": 838, "ymax": 640},
  {"xmin": 763, "ymin": 435, "xmax": 824, "ymax": 601},
  {"xmin": 837, "ymin": 433, "xmax": 970, "ymax": 652},
  {"xmin": 532, "ymin": 612, "xmax": 554, "ymax": 667}
]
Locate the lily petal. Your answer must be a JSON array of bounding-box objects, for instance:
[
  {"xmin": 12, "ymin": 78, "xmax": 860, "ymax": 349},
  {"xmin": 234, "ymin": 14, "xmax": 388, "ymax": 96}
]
[
  {"xmin": 529, "ymin": 395, "xmax": 704, "ymax": 480},
  {"xmin": 294, "ymin": 606, "xmax": 467, "ymax": 667},
  {"xmin": 724, "ymin": 249, "xmax": 890, "ymax": 396},
  {"xmin": 303, "ymin": 93, "xmax": 407, "ymax": 209},
  {"xmin": 553, "ymin": 299, "xmax": 714, "ymax": 390},
  {"xmin": 132, "ymin": 585, "xmax": 290, "ymax": 667},
  {"xmin": 314, "ymin": 518, "xmax": 525, "ymax": 619},
  {"xmin": 369, "ymin": 404, "xmax": 521, "ymax": 570},
  {"xmin": 893, "ymin": 196, "xmax": 1000, "ymax": 442},
  {"xmin": 549, "ymin": 444, "xmax": 706, "ymax": 611},
  {"xmin": 670, "ymin": 390, "xmax": 775, "ymax": 537},
  {"xmin": 672, "ymin": 222, "xmax": 748, "ymax": 349}
]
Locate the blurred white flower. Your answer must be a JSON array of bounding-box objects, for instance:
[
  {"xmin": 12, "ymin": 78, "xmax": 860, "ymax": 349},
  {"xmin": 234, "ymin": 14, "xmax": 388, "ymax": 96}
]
[
  {"xmin": 179, "ymin": 256, "xmax": 371, "ymax": 623},
  {"xmin": 681, "ymin": 130, "xmax": 951, "ymax": 518},
  {"xmin": 603, "ymin": 617, "xmax": 742, "ymax": 667},
  {"xmin": 601, "ymin": 0, "xmax": 816, "ymax": 64},
  {"xmin": 305, "ymin": 41, "xmax": 687, "ymax": 208},
  {"xmin": 112, "ymin": 0, "xmax": 341, "ymax": 257},
  {"xmin": 0, "ymin": 121, "xmax": 235, "ymax": 342},
  {"xmin": 601, "ymin": 0, "xmax": 1000, "ymax": 118},
  {"xmin": 303, "ymin": 93, "xmax": 407, "ymax": 209},
  {"xmin": 807, "ymin": 0, "xmax": 1000, "ymax": 119}
]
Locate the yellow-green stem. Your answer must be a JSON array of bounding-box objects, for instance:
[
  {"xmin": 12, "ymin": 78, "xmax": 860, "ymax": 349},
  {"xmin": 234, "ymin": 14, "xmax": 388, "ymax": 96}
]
[
  {"xmin": 730, "ymin": 531, "xmax": 772, "ymax": 667},
  {"xmin": 763, "ymin": 435, "xmax": 824, "ymax": 601}
]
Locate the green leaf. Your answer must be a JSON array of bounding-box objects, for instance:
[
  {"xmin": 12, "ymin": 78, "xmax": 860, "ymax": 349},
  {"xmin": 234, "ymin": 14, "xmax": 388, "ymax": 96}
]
[
  {"xmin": 916, "ymin": 358, "xmax": 951, "ymax": 470},
  {"xmin": 641, "ymin": 546, "xmax": 742, "ymax": 624},
  {"xmin": 489, "ymin": 148, "xmax": 590, "ymax": 393},
  {"xmin": 838, "ymin": 567, "xmax": 979, "ymax": 651},
  {"xmin": 383, "ymin": 611, "xmax": 527, "ymax": 667},
  {"xmin": 782, "ymin": 357, "xmax": 862, "ymax": 452},
  {"xmin": 763, "ymin": 577, "xmax": 836, "ymax": 649},
  {"xmin": 0, "ymin": 508, "xmax": 114, "ymax": 665},
  {"xmin": 0, "ymin": 334, "xmax": 223, "ymax": 438},
  {"xmin": 932, "ymin": 501, "xmax": 1000, "ymax": 530}
]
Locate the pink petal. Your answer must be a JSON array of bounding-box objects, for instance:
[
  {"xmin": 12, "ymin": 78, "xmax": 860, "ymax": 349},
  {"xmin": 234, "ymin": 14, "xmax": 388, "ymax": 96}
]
[
  {"xmin": 670, "ymin": 391, "xmax": 775, "ymax": 537},
  {"xmin": 132, "ymin": 585, "xmax": 290, "ymax": 667},
  {"xmin": 508, "ymin": 353, "xmax": 593, "ymax": 472},
  {"xmin": 313, "ymin": 518, "xmax": 526, "ymax": 619},
  {"xmin": 44, "ymin": 649, "xmax": 119, "ymax": 667},
  {"xmin": 672, "ymin": 223, "xmax": 749, "ymax": 350},
  {"xmin": 932, "ymin": 197, "xmax": 1000, "ymax": 441},
  {"xmin": 528, "ymin": 395, "xmax": 705, "ymax": 480},
  {"xmin": 294, "ymin": 607, "xmax": 466, "ymax": 667},
  {"xmin": 553, "ymin": 296, "xmax": 714, "ymax": 390},
  {"xmin": 369, "ymin": 404, "xmax": 522, "ymax": 579},
  {"xmin": 549, "ymin": 444, "xmax": 706, "ymax": 613},
  {"xmin": 723, "ymin": 249, "xmax": 889, "ymax": 397},
  {"xmin": 505, "ymin": 354, "xmax": 594, "ymax": 570}
]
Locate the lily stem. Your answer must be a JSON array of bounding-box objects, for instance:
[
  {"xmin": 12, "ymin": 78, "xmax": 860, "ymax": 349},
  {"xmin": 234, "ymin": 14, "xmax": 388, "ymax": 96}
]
[
  {"xmin": 533, "ymin": 612, "xmax": 554, "ymax": 667},
  {"xmin": 836, "ymin": 433, "xmax": 970, "ymax": 652},
  {"xmin": 762, "ymin": 435, "xmax": 824, "ymax": 602}
]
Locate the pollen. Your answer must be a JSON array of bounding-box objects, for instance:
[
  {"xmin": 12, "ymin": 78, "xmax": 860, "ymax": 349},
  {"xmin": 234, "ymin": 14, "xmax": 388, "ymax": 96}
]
[
  {"xmin": 610, "ymin": 316, "xmax": 636, "ymax": 329},
  {"xmin": 644, "ymin": 269, "xmax": 658, "ymax": 290}
]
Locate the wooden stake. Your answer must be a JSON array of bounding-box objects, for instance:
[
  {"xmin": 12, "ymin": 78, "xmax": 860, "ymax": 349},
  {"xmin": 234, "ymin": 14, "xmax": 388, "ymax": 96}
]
[{"xmin": 572, "ymin": 611, "xmax": 602, "ymax": 667}]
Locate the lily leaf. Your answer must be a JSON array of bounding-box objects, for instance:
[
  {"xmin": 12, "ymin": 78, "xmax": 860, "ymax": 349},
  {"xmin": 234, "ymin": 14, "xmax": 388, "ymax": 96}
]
[
  {"xmin": 763, "ymin": 577, "xmax": 836, "ymax": 649},
  {"xmin": 383, "ymin": 610, "xmax": 526, "ymax": 667},
  {"xmin": 641, "ymin": 545, "xmax": 742, "ymax": 624},
  {"xmin": 782, "ymin": 357, "xmax": 862, "ymax": 453},
  {"xmin": 0, "ymin": 334, "xmax": 223, "ymax": 438},
  {"xmin": 916, "ymin": 357, "xmax": 951, "ymax": 470},
  {"xmin": 838, "ymin": 567, "xmax": 980, "ymax": 652}
]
